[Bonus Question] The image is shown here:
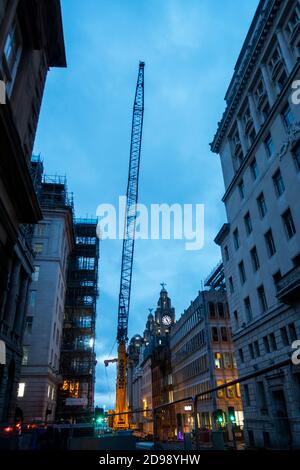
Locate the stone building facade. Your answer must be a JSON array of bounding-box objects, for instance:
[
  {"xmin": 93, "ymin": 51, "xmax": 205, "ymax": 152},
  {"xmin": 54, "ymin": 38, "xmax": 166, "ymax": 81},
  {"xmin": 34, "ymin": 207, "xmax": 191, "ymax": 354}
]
[
  {"xmin": 0, "ymin": 0, "xmax": 66, "ymax": 424},
  {"xmin": 212, "ymin": 0, "xmax": 300, "ymax": 449},
  {"xmin": 170, "ymin": 283, "xmax": 243, "ymax": 436}
]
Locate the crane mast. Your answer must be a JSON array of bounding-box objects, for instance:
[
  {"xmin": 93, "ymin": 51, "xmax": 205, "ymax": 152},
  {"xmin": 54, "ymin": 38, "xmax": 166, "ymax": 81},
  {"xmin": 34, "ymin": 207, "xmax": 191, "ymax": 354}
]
[{"xmin": 114, "ymin": 62, "xmax": 145, "ymax": 429}]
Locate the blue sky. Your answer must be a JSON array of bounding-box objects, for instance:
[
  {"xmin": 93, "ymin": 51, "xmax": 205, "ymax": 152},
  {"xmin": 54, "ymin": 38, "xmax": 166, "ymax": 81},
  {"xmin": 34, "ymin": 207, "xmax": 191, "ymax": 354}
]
[{"xmin": 34, "ymin": 0, "xmax": 259, "ymax": 408}]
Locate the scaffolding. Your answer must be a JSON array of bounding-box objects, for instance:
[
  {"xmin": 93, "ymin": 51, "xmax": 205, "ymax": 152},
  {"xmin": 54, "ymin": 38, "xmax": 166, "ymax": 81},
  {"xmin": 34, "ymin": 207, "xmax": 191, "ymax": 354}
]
[{"xmin": 57, "ymin": 219, "xmax": 99, "ymax": 423}]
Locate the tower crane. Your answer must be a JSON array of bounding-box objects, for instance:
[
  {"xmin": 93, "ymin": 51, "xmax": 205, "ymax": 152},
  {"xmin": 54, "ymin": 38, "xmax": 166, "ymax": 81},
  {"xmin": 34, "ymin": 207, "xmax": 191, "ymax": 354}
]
[{"xmin": 105, "ymin": 62, "xmax": 145, "ymax": 430}]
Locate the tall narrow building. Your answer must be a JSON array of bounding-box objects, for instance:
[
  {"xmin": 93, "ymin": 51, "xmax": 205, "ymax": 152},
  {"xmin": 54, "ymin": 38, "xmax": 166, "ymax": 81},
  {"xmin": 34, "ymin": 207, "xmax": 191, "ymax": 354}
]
[
  {"xmin": 17, "ymin": 166, "xmax": 74, "ymax": 423},
  {"xmin": 56, "ymin": 219, "xmax": 99, "ymax": 423},
  {"xmin": 211, "ymin": 0, "xmax": 300, "ymax": 449},
  {"xmin": 0, "ymin": 1, "xmax": 66, "ymax": 423}
]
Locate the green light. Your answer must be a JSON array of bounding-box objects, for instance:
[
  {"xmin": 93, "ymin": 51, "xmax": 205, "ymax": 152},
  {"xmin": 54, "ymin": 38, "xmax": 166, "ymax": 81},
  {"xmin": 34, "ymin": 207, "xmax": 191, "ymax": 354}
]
[
  {"xmin": 218, "ymin": 416, "xmax": 223, "ymax": 423},
  {"xmin": 96, "ymin": 417, "xmax": 104, "ymax": 424}
]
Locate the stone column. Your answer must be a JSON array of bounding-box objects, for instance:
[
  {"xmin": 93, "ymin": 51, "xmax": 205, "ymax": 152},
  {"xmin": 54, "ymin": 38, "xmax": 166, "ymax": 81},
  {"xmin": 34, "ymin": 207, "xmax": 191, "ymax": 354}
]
[
  {"xmin": 248, "ymin": 93, "xmax": 260, "ymax": 132},
  {"xmin": 237, "ymin": 118, "xmax": 248, "ymax": 155},
  {"xmin": 13, "ymin": 274, "xmax": 30, "ymax": 338},
  {"xmin": 261, "ymin": 64, "xmax": 276, "ymax": 106},
  {"xmin": 4, "ymin": 258, "xmax": 21, "ymax": 328},
  {"xmin": 276, "ymin": 29, "xmax": 294, "ymax": 74}
]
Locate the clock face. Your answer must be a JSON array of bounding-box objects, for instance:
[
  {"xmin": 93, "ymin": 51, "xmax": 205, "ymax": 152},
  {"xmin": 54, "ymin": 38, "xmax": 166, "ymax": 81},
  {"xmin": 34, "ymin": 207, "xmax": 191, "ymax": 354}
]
[{"xmin": 162, "ymin": 315, "xmax": 172, "ymax": 326}]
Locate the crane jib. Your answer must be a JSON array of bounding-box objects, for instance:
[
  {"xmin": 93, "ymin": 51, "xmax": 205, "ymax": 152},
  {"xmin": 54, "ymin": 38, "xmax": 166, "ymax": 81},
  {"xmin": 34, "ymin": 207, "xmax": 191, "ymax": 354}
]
[{"xmin": 117, "ymin": 62, "xmax": 145, "ymax": 345}]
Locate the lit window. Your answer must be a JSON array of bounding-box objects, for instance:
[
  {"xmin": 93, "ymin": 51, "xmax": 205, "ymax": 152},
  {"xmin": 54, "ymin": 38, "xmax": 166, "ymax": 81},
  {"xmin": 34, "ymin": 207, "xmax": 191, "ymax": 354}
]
[
  {"xmin": 223, "ymin": 352, "xmax": 232, "ymax": 368},
  {"xmin": 17, "ymin": 383, "xmax": 25, "ymax": 398},
  {"xmin": 226, "ymin": 384, "xmax": 235, "ymax": 398},
  {"xmin": 214, "ymin": 352, "xmax": 222, "ymax": 369},
  {"xmin": 33, "ymin": 243, "xmax": 43, "ymax": 255}
]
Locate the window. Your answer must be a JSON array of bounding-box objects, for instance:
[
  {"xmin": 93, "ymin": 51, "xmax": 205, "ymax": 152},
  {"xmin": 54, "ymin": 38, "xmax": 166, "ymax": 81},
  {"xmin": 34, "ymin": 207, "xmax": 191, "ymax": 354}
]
[
  {"xmin": 211, "ymin": 327, "xmax": 219, "ymax": 342},
  {"xmin": 250, "ymin": 246, "xmax": 260, "ymax": 272},
  {"xmin": 208, "ymin": 302, "xmax": 215, "ymax": 318},
  {"xmin": 250, "ymin": 159, "xmax": 258, "ymax": 180},
  {"xmin": 17, "ymin": 383, "xmax": 25, "ymax": 398},
  {"xmin": 273, "ymin": 169, "xmax": 285, "ymax": 197},
  {"xmin": 244, "ymin": 212, "xmax": 252, "ymax": 235},
  {"xmin": 263, "ymin": 336, "xmax": 270, "ymax": 353},
  {"xmin": 265, "ymin": 134, "xmax": 275, "ymax": 158},
  {"xmin": 33, "ymin": 243, "xmax": 43, "ymax": 255},
  {"xmin": 238, "ymin": 180, "xmax": 245, "ymax": 200},
  {"xmin": 273, "ymin": 270, "xmax": 282, "ymax": 286},
  {"xmin": 229, "ymin": 277, "xmax": 234, "ymax": 294},
  {"xmin": 282, "ymin": 208, "xmax": 296, "ymax": 239},
  {"xmin": 286, "ymin": 8, "xmax": 300, "ymax": 36},
  {"xmin": 282, "ymin": 104, "xmax": 294, "ymax": 128},
  {"xmin": 244, "ymin": 384, "xmax": 251, "ymax": 406},
  {"xmin": 226, "ymin": 384, "xmax": 235, "ymax": 398},
  {"xmin": 257, "ymin": 381, "xmax": 268, "ymax": 414},
  {"xmin": 22, "ymin": 346, "xmax": 29, "ymax": 366},
  {"xmin": 214, "ymin": 352, "xmax": 222, "ymax": 369},
  {"xmin": 238, "ymin": 261, "xmax": 246, "ymax": 285},
  {"xmin": 249, "ymin": 343, "xmax": 254, "ymax": 359},
  {"xmin": 257, "ymin": 285, "xmax": 268, "ymax": 313},
  {"xmin": 32, "ymin": 266, "xmax": 40, "ymax": 282},
  {"xmin": 223, "ymin": 352, "xmax": 232, "ymax": 368},
  {"xmin": 25, "ymin": 316, "xmax": 33, "ymax": 334},
  {"xmin": 220, "ymin": 327, "xmax": 228, "ymax": 342},
  {"xmin": 244, "ymin": 297, "xmax": 252, "ymax": 322},
  {"xmin": 36, "ymin": 223, "xmax": 46, "ymax": 236},
  {"xmin": 217, "ymin": 303, "xmax": 225, "ymax": 319},
  {"xmin": 239, "ymin": 348, "xmax": 244, "ymax": 363},
  {"xmin": 224, "ymin": 245, "xmax": 229, "ymax": 262},
  {"xmin": 265, "ymin": 229, "xmax": 276, "ymax": 257},
  {"xmin": 234, "ymin": 310, "xmax": 239, "ymax": 329},
  {"xmin": 280, "ymin": 327, "xmax": 289, "ymax": 347},
  {"xmin": 233, "ymin": 228, "xmax": 240, "ymax": 250},
  {"xmin": 293, "ymin": 144, "xmax": 300, "ymax": 171},
  {"xmin": 257, "ymin": 192, "xmax": 267, "ymax": 218},
  {"xmin": 288, "ymin": 323, "xmax": 297, "ymax": 342},
  {"xmin": 217, "ymin": 380, "xmax": 225, "ymax": 398},
  {"xmin": 277, "ymin": 70, "xmax": 288, "ymax": 91},
  {"xmin": 254, "ymin": 340, "xmax": 260, "ymax": 357},
  {"xmin": 29, "ymin": 291, "xmax": 36, "ymax": 309},
  {"xmin": 269, "ymin": 333, "xmax": 277, "ymax": 351},
  {"xmin": 1, "ymin": 18, "xmax": 23, "ymax": 96}
]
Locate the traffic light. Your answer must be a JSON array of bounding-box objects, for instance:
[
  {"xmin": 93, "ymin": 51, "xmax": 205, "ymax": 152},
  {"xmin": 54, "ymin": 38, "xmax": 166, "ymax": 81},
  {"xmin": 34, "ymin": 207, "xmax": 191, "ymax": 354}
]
[
  {"xmin": 228, "ymin": 407, "xmax": 236, "ymax": 424},
  {"xmin": 213, "ymin": 409, "xmax": 224, "ymax": 427},
  {"xmin": 95, "ymin": 407, "xmax": 104, "ymax": 424}
]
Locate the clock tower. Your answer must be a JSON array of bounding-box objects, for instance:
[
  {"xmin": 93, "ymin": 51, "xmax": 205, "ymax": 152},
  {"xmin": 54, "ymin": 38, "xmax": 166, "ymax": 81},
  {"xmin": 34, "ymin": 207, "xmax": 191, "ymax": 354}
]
[{"xmin": 154, "ymin": 283, "xmax": 175, "ymax": 336}]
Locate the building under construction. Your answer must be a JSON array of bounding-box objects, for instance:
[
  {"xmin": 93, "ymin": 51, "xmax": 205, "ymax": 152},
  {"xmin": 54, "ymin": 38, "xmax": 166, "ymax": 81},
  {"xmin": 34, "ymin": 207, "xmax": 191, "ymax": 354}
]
[{"xmin": 56, "ymin": 218, "xmax": 99, "ymax": 423}]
